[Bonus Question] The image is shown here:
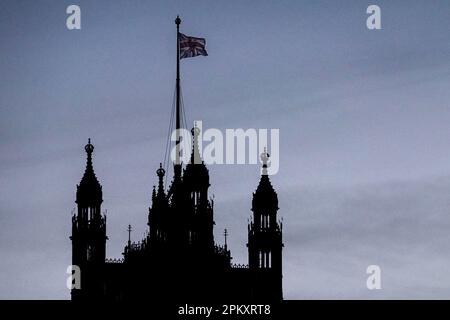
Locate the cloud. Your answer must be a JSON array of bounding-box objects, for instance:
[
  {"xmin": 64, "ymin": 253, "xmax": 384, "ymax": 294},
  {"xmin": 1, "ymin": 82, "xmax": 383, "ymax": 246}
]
[
  {"xmin": 1, "ymin": 0, "xmax": 450, "ymax": 300},
  {"xmin": 279, "ymin": 176, "xmax": 450, "ymax": 299}
]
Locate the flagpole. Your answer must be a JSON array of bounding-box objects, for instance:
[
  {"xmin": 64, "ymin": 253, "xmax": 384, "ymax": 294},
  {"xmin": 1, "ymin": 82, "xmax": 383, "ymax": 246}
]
[{"xmin": 175, "ymin": 15, "xmax": 181, "ymax": 177}]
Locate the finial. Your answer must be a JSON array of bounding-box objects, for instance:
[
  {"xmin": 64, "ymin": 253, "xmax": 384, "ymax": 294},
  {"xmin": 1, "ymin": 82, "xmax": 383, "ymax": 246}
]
[
  {"xmin": 190, "ymin": 123, "xmax": 202, "ymax": 164},
  {"xmin": 175, "ymin": 15, "xmax": 181, "ymax": 26},
  {"xmin": 260, "ymin": 147, "xmax": 270, "ymax": 175},
  {"xmin": 156, "ymin": 163, "xmax": 166, "ymax": 197},
  {"xmin": 85, "ymin": 138, "xmax": 94, "ymax": 155},
  {"xmin": 191, "ymin": 124, "xmax": 200, "ymax": 138},
  {"xmin": 156, "ymin": 162, "xmax": 165, "ymax": 178},
  {"xmin": 127, "ymin": 224, "xmax": 132, "ymax": 246},
  {"xmin": 224, "ymin": 229, "xmax": 228, "ymax": 248}
]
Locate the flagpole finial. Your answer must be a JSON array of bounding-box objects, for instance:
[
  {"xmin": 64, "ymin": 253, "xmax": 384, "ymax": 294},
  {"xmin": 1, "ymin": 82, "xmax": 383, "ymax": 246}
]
[{"xmin": 175, "ymin": 15, "xmax": 181, "ymax": 26}]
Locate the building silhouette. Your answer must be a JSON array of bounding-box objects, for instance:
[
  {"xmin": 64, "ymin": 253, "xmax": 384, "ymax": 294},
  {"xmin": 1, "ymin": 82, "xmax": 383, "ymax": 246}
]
[
  {"xmin": 70, "ymin": 16, "xmax": 283, "ymax": 302},
  {"xmin": 71, "ymin": 134, "xmax": 283, "ymax": 301}
]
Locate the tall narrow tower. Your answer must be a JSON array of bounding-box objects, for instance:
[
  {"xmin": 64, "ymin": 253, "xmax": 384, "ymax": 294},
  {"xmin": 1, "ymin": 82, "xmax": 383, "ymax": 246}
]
[
  {"xmin": 248, "ymin": 149, "xmax": 283, "ymax": 300},
  {"xmin": 183, "ymin": 125, "xmax": 214, "ymax": 254},
  {"xmin": 71, "ymin": 139, "xmax": 107, "ymax": 300},
  {"xmin": 148, "ymin": 163, "xmax": 169, "ymax": 247}
]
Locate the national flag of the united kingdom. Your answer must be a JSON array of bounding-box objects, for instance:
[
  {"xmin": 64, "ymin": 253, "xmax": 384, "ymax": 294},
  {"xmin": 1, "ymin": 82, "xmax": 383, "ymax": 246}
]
[{"xmin": 179, "ymin": 33, "xmax": 208, "ymax": 59}]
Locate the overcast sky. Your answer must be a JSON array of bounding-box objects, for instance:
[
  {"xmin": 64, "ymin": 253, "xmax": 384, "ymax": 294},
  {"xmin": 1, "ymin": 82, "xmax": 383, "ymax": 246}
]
[{"xmin": 1, "ymin": 0, "xmax": 450, "ymax": 299}]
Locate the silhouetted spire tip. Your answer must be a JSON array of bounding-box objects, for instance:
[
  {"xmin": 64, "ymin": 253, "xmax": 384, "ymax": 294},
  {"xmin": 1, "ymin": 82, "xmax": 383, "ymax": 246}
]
[
  {"xmin": 191, "ymin": 123, "xmax": 200, "ymax": 138},
  {"xmin": 260, "ymin": 148, "xmax": 269, "ymax": 175},
  {"xmin": 85, "ymin": 138, "xmax": 94, "ymax": 155},
  {"xmin": 157, "ymin": 163, "xmax": 166, "ymax": 178}
]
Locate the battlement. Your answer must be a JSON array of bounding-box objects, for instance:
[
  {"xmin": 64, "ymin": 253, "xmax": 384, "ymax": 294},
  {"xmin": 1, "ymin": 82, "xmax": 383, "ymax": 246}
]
[
  {"xmin": 105, "ymin": 258, "xmax": 124, "ymax": 264},
  {"xmin": 232, "ymin": 263, "xmax": 249, "ymax": 269}
]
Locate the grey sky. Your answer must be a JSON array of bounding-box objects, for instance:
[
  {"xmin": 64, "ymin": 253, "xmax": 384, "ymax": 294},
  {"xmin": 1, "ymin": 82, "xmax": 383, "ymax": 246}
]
[{"xmin": 1, "ymin": 0, "xmax": 450, "ymax": 299}]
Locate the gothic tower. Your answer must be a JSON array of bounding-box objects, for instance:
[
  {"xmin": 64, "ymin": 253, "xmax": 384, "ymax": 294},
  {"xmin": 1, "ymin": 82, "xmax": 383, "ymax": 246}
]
[
  {"xmin": 183, "ymin": 125, "xmax": 214, "ymax": 255},
  {"xmin": 248, "ymin": 149, "xmax": 283, "ymax": 300},
  {"xmin": 71, "ymin": 139, "xmax": 107, "ymax": 300},
  {"xmin": 148, "ymin": 163, "xmax": 169, "ymax": 248}
]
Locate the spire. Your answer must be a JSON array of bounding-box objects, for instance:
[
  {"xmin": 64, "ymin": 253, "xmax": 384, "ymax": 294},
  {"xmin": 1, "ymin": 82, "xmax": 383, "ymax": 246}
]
[
  {"xmin": 156, "ymin": 163, "xmax": 166, "ymax": 198},
  {"xmin": 184, "ymin": 124, "xmax": 209, "ymax": 189},
  {"xmin": 152, "ymin": 186, "xmax": 156, "ymax": 202},
  {"xmin": 224, "ymin": 229, "xmax": 228, "ymax": 249},
  {"xmin": 190, "ymin": 122, "xmax": 202, "ymax": 164},
  {"xmin": 76, "ymin": 138, "xmax": 102, "ymax": 205},
  {"xmin": 127, "ymin": 224, "xmax": 132, "ymax": 248},
  {"xmin": 252, "ymin": 148, "xmax": 278, "ymax": 211},
  {"xmin": 261, "ymin": 147, "xmax": 269, "ymax": 176},
  {"xmin": 151, "ymin": 163, "xmax": 168, "ymax": 209},
  {"xmin": 81, "ymin": 139, "xmax": 97, "ymax": 183}
]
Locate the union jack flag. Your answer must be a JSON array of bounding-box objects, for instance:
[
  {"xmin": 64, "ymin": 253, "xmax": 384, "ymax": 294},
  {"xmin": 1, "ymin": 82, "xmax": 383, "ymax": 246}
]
[{"xmin": 179, "ymin": 33, "xmax": 208, "ymax": 59}]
